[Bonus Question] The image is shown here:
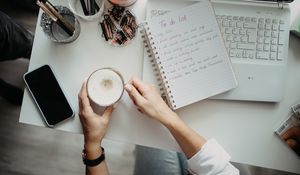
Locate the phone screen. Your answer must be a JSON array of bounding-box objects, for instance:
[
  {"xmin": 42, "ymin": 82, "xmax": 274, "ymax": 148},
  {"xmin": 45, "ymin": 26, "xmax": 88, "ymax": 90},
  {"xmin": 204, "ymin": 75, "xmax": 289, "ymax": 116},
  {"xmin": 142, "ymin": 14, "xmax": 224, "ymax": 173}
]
[{"xmin": 24, "ymin": 65, "xmax": 74, "ymax": 127}]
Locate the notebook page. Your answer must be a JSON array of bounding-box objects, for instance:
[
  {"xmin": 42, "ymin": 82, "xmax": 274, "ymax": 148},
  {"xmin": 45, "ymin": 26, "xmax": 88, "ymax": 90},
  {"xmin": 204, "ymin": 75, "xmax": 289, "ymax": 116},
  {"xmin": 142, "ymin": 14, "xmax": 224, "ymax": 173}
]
[
  {"xmin": 147, "ymin": 0, "xmax": 237, "ymax": 109},
  {"xmin": 142, "ymin": 9, "xmax": 170, "ymax": 88},
  {"xmin": 142, "ymin": 0, "xmax": 193, "ymax": 87}
]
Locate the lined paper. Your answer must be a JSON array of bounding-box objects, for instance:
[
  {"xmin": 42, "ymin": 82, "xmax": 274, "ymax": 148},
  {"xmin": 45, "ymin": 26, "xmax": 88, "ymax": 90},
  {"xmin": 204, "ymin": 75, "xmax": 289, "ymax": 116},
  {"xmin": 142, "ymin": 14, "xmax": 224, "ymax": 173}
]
[{"xmin": 143, "ymin": 0, "xmax": 237, "ymax": 109}]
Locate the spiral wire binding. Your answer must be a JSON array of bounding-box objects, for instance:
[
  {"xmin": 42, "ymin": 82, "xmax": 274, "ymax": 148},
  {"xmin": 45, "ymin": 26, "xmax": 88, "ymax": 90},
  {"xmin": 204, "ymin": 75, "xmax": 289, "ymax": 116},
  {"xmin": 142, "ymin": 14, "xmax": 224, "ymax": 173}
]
[{"xmin": 140, "ymin": 22, "xmax": 176, "ymax": 109}]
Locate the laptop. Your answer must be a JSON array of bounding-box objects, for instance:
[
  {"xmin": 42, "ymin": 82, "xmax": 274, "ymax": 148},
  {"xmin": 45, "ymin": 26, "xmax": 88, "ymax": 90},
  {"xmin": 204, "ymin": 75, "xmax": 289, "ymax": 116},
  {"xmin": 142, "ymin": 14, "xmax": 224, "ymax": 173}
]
[{"xmin": 146, "ymin": 0, "xmax": 293, "ymax": 102}]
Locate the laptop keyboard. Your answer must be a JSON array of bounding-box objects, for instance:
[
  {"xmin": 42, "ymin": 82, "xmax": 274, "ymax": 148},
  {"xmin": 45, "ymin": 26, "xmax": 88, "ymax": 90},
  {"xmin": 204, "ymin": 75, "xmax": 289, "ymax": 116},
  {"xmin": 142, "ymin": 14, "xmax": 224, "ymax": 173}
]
[{"xmin": 217, "ymin": 15, "xmax": 286, "ymax": 62}]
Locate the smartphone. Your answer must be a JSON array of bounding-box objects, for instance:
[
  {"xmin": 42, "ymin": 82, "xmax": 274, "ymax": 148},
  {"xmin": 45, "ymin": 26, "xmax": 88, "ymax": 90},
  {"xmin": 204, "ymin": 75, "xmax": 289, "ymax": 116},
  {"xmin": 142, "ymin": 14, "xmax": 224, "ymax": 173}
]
[{"xmin": 23, "ymin": 65, "xmax": 74, "ymax": 127}]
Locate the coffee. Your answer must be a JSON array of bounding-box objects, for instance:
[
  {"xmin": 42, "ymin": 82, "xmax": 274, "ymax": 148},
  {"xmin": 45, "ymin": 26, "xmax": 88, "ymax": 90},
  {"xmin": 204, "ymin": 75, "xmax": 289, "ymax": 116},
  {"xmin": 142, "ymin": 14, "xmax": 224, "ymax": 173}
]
[{"xmin": 87, "ymin": 68, "xmax": 124, "ymax": 107}]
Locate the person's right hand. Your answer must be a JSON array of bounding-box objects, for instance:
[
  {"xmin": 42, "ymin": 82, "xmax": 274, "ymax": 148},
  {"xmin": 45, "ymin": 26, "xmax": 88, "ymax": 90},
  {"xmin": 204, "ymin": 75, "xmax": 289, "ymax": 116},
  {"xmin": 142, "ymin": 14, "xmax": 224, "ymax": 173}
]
[
  {"xmin": 281, "ymin": 126, "xmax": 300, "ymax": 155},
  {"xmin": 124, "ymin": 77, "xmax": 177, "ymax": 126}
]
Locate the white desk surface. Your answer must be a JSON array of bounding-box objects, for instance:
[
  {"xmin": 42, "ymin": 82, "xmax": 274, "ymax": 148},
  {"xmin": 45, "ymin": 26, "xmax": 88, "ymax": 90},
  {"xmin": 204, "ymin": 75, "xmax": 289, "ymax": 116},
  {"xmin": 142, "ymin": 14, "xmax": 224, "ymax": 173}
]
[{"xmin": 20, "ymin": 0, "xmax": 300, "ymax": 173}]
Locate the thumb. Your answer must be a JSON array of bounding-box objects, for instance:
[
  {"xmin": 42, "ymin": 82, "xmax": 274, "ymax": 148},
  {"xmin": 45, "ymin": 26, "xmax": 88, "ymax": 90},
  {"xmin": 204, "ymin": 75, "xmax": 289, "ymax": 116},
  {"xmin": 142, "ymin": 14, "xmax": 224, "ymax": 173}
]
[
  {"xmin": 125, "ymin": 83, "xmax": 146, "ymax": 105},
  {"xmin": 102, "ymin": 106, "xmax": 114, "ymax": 121}
]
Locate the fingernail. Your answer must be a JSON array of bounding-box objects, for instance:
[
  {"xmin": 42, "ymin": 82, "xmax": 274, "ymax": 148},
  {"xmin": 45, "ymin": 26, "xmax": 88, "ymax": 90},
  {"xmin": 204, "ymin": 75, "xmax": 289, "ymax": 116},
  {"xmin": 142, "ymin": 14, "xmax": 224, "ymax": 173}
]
[{"xmin": 124, "ymin": 84, "xmax": 132, "ymax": 92}]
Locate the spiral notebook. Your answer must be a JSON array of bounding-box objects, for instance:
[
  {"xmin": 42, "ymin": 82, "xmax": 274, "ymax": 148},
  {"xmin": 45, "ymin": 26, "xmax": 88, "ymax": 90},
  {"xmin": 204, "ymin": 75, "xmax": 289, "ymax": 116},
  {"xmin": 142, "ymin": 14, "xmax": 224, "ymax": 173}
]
[{"xmin": 141, "ymin": 0, "xmax": 237, "ymax": 110}]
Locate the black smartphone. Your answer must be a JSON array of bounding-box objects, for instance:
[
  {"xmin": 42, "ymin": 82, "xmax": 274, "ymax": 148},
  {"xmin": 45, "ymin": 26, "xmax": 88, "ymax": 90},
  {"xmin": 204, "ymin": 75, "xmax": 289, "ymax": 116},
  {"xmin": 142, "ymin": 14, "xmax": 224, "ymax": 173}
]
[{"xmin": 23, "ymin": 65, "xmax": 74, "ymax": 127}]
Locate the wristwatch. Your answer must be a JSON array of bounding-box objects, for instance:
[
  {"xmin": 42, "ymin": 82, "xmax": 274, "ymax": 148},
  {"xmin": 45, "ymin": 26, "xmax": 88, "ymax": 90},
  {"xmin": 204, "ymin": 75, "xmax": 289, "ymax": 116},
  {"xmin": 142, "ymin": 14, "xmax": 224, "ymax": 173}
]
[{"xmin": 82, "ymin": 147, "xmax": 105, "ymax": 167}]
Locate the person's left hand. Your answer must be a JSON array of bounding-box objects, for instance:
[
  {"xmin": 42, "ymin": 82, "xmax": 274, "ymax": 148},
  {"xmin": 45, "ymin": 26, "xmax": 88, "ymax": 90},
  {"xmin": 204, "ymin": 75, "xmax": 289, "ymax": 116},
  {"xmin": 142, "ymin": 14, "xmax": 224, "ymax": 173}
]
[{"xmin": 78, "ymin": 81, "xmax": 114, "ymax": 149}]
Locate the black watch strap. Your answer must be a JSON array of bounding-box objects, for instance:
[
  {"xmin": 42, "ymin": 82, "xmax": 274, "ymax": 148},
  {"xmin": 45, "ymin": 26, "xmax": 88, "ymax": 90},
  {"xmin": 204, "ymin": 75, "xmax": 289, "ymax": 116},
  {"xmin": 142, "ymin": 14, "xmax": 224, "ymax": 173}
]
[{"xmin": 82, "ymin": 147, "xmax": 105, "ymax": 167}]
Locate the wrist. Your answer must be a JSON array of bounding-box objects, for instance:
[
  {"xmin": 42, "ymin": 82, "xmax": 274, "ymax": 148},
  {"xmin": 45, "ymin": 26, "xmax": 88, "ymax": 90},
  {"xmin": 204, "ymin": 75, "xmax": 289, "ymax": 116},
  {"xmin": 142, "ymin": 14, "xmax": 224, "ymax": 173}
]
[
  {"xmin": 160, "ymin": 110, "xmax": 179, "ymax": 127},
  {"xmin": 82, "ymin": 146, "xmax": 105, "ymax": 167},
  {"xmin": 84, "ymin": 142, "xmax": 102, "ymax": 160}
]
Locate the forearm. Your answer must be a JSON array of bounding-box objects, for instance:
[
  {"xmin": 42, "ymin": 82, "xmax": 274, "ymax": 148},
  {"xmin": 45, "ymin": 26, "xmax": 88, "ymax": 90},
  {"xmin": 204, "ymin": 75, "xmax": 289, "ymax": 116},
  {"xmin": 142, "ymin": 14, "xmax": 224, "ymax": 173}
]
[
  {"xmin": 163, "ymin": 113, "xmax": 206, "ymax": 159},
  {"xmin": 85, "ymin": 143, "xmax": 109, "ymax": 175}
]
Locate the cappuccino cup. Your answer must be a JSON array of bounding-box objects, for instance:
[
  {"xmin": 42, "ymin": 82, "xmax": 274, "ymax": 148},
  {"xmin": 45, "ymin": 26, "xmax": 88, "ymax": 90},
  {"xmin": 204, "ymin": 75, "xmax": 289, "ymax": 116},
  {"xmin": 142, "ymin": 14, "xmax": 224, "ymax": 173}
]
[
  {"xmin": 108, "ymin": 0, "xmax": 137, "ymax": 7},
  {"xmin": 87, "ymin": 68, "xmax": 124, "ymax": 113}
]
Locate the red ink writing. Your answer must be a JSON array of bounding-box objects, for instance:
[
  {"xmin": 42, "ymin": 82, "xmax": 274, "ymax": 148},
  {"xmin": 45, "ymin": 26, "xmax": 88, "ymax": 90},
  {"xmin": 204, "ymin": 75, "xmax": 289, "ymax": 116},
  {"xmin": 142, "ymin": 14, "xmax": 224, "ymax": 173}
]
[{"xmin": 159, "ymin": 15, "xmax": 188, "ymax": 28}]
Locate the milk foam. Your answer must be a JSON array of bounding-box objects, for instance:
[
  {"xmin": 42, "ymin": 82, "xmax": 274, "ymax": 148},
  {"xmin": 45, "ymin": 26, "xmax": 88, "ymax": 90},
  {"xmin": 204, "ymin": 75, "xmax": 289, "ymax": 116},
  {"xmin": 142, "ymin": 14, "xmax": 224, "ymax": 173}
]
[{"xmin": 87, "ymin": 69, "xmax": 124, "ymax": 106}]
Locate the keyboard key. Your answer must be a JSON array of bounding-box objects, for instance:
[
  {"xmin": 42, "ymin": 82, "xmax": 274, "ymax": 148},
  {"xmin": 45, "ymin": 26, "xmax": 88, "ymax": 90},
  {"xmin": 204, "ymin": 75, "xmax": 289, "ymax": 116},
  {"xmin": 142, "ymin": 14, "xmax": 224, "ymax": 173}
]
[
  {"xmin": 257, "ymin": 44, "xmax": 263, "ymax": 51},
  {"xmin": 232, "ymin": 28, "xmax": 239, "ymax": 35},
  {"xmin": 271, "ymin": 45, "xmax": 277, "ymax": 52},
  {"xmin": 236, "ymin": 49, "xmax": 243, "ymax": 58},
  {"xmin": 279, "ymin": 20, "xmax": 285, "ymax": 24},
  {"xmin": 226, "ymin": 35, "xmax": 234, "ymax": 41},
  {"xmin": 258, "ymin": 23, "xmax": 264, "ymax": 29},
  {"xmin": 259, "ymin": 18, "xmax": 264, "ymax": 23},
  {"xmin": 241, "ymin": 36, "xmax": 248, "ymax": 42},
  {"xmin": 247, "ymin": 29, "xmax": 256, "ymax": 43},
  {"xmin": 266, "ymin": 18, "xmax": 272, "ymax": 24},
  {"xmin": 227, "ymin": 16, "xmax": 233, "ymax": 20},
  {"xmin": 257, "ymin": 30, "xmax": 264, "ymax": 37},
  {"xmin": 279, "ymin": 24, "xmax": 285, "ymax": 31},
  {"xmin": 230, "ymin": 43, "xmax": 237, "ymax": 49},
  {"xmin": 217, "ymin": 19, "xmax": 222, "ymax": 25},
  {"xmin": 251, "ymin": 18, "xmax": 257, "ymax": 22},
  {"xmin": 264, "ymin": 30, "xmax": 271, "ymax": 37},
  {"xmin": 233, "ymin": 16, "xmax": 239, "ymax": 20},
  {"xmin": 265, "ymin": 24, "xmax": 271, "ymax": 30},
  {"xmin": 272, "ymin": 24, "xmax": 278, "ymax": 31},
  {"xmin": 240, "ymin": 29, "xmax": 247, "ymax": 35},
  {"xmin": 271, "ymin": 38, "xmax": 277, "ymax": 45},
  {"xmin": 237, "ymin": 21, "xmax": 243, "ymax": 28},
  {"xmin": 223, "ymin": 20, "xmax": 229, "ymax": 27},
  {"xmin": 229, "ymin": 49, "xmax": 236, "ymax": 57},
  {"xmin": 248, "ymin": 50, "xmax": 255, "ymax": 59},
  {"xmin": 225, "ymin": 28, "xmax": 233, "ymax": 34},
  {"xmin": 239, "ymin": 17, "xmax": 244, "ymax": 21},
  {"xmin": 257, "ymin": 37, "xmax": 264, "ymax": 44},
  {"xmin": 272, "ymin": 19, "xmax": 278, "ymax": 24},
  {"xmin": 277, "ymin": 45, "xmax": 284, "ymax": 61},
  {"xmin": 244, "ymin": 22, "xmax": 257, "ymax": 29},
  {"xmin": 264, "ymin": 38, "xmax": 271, "ymax": 44},
  {"xmin": 271, "ymin": 31, "xmax": 278, "ymax": 38},
  {"xmin": 230, "ymin": 21, "xmax": 236, "ymax": 27},
  {"xmin": 264, "ymin": 44, "xmax": 270, "ymax": 51},
  {"xmin": 270, "ymin": 52, "xmax": 276, "ymax": 60},
  {"xmin": 257, "ymin": 51, "xmax": 269, "ymax": 60},
  {"xmin": 237, "ymin": 43, "xmax": 256, "ymax": 50},
  {"xmin": 245, "ymin": 17, "xmax": 251, "ymax": 22},
  {"xmin": 278, "ymin": 32, "xmax": 285, "ymax": 45},
  {"xmin": 234, "ymin": 36, "xmax": 241, "ymax": 42}
]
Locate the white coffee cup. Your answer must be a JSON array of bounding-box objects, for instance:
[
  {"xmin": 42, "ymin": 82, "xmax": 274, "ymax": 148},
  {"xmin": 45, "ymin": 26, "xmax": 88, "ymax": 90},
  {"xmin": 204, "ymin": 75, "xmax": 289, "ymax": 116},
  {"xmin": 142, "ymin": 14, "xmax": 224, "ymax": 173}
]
[
  {"xmin": 107, "ymin": 0, "xmax": 137, "ymax": 7},
  {"xmin": 87, "ymin": 68, "xmax": 124, "ymax": 113}
]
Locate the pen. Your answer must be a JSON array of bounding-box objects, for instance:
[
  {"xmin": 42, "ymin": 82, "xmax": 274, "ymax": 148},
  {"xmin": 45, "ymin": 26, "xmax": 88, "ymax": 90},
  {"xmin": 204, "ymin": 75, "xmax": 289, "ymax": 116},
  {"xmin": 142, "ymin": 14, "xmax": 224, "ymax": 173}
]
[
  {"xmin": 38, "ymin": 0, "xmax": 75, "ymax": 36},
  {"xmin": 36, "ymin": 1, "xmax": 58, "ymax": 21},
  {"xmin": 80, "ymin": 0, "xmax": 89, "ymax": 15},
  {"xmin": 95, "ymin": 2, "xmax": 100, "ymax": 12},
  {"xmin": 90, "ymin": 0, "xmax": 96, "ymax": 15},
  {"xmin": 86, "ymin": 0, "xmax": 90, "ymax": 15}
]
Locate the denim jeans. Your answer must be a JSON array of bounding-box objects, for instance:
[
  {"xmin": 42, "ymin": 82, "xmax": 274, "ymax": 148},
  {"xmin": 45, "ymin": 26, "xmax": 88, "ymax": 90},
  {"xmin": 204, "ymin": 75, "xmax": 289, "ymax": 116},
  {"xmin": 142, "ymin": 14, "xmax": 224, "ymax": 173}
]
[{"xmin": 134, "ymin": 145, "xmax": 189, "ymax": 175}]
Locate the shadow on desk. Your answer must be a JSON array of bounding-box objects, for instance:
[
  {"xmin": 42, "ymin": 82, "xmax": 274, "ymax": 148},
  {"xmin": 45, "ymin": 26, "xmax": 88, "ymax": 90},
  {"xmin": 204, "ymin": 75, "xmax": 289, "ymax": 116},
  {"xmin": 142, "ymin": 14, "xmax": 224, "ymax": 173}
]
[{"xmin": 289, "ymin": 34, "xmax": 300, "ymax": 61}]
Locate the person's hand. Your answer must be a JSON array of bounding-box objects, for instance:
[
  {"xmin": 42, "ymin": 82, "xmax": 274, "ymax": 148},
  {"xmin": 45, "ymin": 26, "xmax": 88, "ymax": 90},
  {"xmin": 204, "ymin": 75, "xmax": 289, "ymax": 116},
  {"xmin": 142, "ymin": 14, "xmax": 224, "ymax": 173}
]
[
  {"xmin": 281, "ymin": 126, "xmax": 300, "ymax": 155},
  {"xmin": 78, "ymin": 81, "xmax": 114, "ymax": 150},
  {"xmin": 124, "ymin": 77, "xmax": 177, "ymax": 126}
]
